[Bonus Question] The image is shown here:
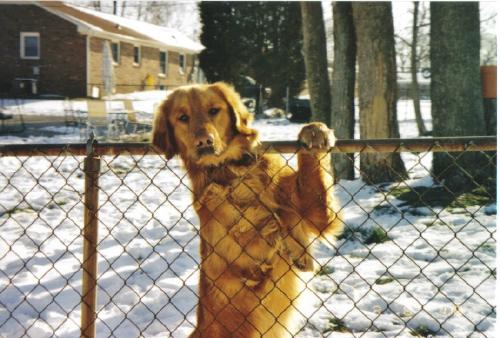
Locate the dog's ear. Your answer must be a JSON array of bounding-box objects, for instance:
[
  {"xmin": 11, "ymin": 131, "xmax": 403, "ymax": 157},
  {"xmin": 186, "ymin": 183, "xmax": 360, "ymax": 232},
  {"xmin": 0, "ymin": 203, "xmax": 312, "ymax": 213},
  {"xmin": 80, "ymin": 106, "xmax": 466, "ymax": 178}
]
[
  {"xmin": 152, "ymin": 99, "xmax": 177, "ymax": 159},
  {"xmin": 210, "ymin": 82, "xmax": 256, "ymax": 137}
]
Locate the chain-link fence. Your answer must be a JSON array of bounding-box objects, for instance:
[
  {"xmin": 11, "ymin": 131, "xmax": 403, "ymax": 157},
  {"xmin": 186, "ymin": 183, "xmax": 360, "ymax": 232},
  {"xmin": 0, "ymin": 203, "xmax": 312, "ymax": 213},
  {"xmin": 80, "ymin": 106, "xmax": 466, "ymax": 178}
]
[{"xmin": 0, "ymin": 136, "xmax": 496, "ymax": 337}]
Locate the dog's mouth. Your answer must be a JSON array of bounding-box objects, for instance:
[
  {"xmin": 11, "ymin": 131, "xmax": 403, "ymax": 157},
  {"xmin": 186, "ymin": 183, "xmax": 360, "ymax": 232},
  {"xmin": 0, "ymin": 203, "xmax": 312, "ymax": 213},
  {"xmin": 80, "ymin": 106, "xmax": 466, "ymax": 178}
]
[
  {"xmin": 197, "ymin": 146, "xmax": 216, "ymax": 157},
  {"xmin": 194, "ymin": 144, "xmax": 230, "ymax": 167}
]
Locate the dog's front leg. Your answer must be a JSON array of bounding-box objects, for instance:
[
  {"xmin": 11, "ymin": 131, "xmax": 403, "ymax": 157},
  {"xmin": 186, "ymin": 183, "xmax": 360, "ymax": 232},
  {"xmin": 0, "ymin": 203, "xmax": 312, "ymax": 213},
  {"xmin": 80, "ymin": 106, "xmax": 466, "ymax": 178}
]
[{"xmin": 295, "ymin": 122, "xmax": 339, "ymax": 235}]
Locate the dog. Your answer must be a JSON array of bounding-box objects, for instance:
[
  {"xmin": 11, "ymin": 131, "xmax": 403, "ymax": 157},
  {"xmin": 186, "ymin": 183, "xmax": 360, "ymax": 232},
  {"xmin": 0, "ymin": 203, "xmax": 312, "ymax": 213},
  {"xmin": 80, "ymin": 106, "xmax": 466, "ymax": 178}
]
[{"xmin": 152, "ymin": 82, "xmax": 343, "ymax": 338}]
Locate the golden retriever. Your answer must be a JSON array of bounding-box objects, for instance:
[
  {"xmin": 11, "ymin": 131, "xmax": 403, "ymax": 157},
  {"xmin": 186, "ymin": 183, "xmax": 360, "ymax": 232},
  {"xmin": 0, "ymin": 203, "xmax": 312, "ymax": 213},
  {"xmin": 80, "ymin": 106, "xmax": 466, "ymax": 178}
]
[{"xmin": 152, "ymin": 82, "xmax": 343, "ymax": 338}]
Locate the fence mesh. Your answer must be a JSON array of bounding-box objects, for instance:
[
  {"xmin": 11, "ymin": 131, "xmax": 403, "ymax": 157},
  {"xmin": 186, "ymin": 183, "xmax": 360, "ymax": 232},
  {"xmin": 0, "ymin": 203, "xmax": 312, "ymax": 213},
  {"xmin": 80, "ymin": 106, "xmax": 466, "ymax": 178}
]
[{"xmin": 0, "ymin": 138, "xmax": 496, "ymax": 337}]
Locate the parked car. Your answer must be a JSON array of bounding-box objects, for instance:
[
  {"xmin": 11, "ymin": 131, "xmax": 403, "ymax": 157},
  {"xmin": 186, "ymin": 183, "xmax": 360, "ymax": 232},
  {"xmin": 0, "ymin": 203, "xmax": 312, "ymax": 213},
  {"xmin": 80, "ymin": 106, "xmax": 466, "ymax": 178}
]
[
  {"xmin": 234, "ymin": 75, "xmax": 270, "ymax": 115},
  {"xmin": 235, "ymin": 76, "xmax": 260, "ymax": 99},
  {"xmin": 241, "ymin": 98, "xmax": 256, "ymax": 113},
  {"xmin": 286, "ymin": 97, "xmax": 311, "ymax": 122}
]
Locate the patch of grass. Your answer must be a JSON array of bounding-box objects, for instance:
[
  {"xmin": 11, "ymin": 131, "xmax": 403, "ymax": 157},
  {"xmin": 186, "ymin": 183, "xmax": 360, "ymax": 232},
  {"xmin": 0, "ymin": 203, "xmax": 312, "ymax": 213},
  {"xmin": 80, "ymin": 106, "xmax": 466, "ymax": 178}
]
[
  {"xmin": 410, "ymin": 325, "xmax": 437, "ymax": 337},
  {"xmin": 423, "ymin": 220, "xmax": 445, "ymax": 228},
  {"xmin": 317, "ymin": 265, "xmax": 335, "ymax": 276},
  {"xmin": 458, "ymin": 266, "xmax": 471, "ymax": 273},
  {"xmin": 337, "ymin": 228, "xmax": 359, "ymax": 241},
  {"xmin": 364, "ymin": 227, "xmax": 390, "ymax": 245},
  {"xmin": 47, "ymin": 200, "xmax": 68, "ymax": 209},
  {"xmin": 313, "ymin": 284, "xmax": 333, "ymax": 294},
  {"xmin": 478, "ymin": 243, "xmax": 495, "ymax": 255},
  {"xmin": 453, "ymin": 189, "xmax": 491, "ymax": 208},
  {"xmin": 406, "ymin": 208, "xmax": 431, "ymax": 216},
  {"xmin": 373, "ymin": 204, "xmax": 400, "ymax": 215},
  {"xmin": 375, "ymin": 276, "xmax": 394, "ymax": 285},
  {"xmin": 0, "ymin": 206, "xmax": 36, "ymax": 216},
  {"xmin": 400, "ymin": 310, "xmax": 414, "ymax": 318},
  {"xmin": 109, "ymin": 163, "xmax": 133, "ymax": 176},
  {"xmin": 323, "ymin": 317, "xmax": 352, "ymax": 334},
  {"xmin": 385, "ymin": 186, "xmax": 494, "ymax": 211}
]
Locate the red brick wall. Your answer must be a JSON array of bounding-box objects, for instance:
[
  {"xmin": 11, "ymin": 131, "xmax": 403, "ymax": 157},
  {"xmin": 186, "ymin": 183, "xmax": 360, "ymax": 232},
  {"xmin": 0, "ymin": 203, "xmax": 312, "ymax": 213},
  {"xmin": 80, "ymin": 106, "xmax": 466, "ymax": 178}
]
[
  {"xmin": 0, "ymin": 4, "xmax": 198, "ymax": 98},
  {"xmin": 88, "ymin": 37, "xmax": 196, "ymax": 95},
  {"xmin": 0, "ymin": 5, "xmax": 87, "ymax": 97}
]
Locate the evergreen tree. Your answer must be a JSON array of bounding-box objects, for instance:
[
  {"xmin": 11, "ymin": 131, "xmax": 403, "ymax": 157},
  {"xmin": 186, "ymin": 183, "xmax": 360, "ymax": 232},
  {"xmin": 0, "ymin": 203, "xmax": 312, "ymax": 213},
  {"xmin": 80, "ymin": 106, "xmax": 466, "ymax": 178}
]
[
  {"xmin": 199, "ymin": 2, "xmax": 243, "ymax": 83},
  {"xmin": 199, "ymin": 2, "xmax": 305, "ymax": 106}
]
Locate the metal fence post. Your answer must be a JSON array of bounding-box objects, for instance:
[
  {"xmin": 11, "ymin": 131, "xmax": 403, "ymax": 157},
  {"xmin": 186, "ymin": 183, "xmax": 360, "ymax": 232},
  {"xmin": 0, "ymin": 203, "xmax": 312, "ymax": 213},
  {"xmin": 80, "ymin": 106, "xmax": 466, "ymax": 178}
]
[{"xmin": 81, "ymin": 133, "xmax": 100, "ymax": 338}]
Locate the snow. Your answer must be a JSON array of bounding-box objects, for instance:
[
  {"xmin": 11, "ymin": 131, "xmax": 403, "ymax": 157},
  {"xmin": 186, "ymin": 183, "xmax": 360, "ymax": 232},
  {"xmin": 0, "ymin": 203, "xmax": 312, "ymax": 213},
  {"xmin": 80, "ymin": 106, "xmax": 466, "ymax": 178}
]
[
  {"xmin": 0, "ymin": 100, "xmax": 495, "ymax": 337},
  {"xmin": 65, "ymin": 4, "xmax": 204, "ymax": 53},
  {"xmin": 0, "ymin": 90, "xmax": 170, "ymax": 118}
]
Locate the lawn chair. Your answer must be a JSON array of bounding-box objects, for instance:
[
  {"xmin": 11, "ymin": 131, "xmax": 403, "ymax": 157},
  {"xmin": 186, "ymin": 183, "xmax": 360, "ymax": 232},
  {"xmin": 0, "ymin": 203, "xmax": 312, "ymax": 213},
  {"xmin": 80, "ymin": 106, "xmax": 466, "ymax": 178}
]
[
  {"xmin": 64, "ymin": 98, "xmax": 86, "ymax": 126},
  {"xmin": 123, "ymin": 99, "xmax": 150, "ymax": 134}
]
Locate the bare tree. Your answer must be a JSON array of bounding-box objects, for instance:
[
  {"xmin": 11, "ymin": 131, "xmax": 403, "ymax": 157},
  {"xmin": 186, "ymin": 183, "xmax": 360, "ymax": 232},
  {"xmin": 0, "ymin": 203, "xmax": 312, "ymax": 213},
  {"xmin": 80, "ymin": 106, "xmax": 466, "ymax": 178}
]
[
  {"xmin": 300, "ymin": 1, "xmax": 331, "ymax": 125},
  {"xmin": 410, "ymin": 1, "xmax": 427, "ymax": 135},
  {"xmin": 136, "ymin": 1, "xmax": 143, "ymax": 20},
  {"xmin": 145, "ymin": 1, "xmax": 163, "ymax": 25},
  {"xmin": 331, "ymin": 2, "xmax": 356, "ymax": 180},
  {"xmin": 120, "ymin": 1, "xmax": 126, "ymax": 16},
  {"xmin": 480, "ymin": 9, "xmax": 497, "ymax": 65},
  {"xmin": 353, "ymin": 2, "xmax": 407, "ymax": 184},
  {"xmin": 394, "ymin": 2, "xmax": 430, "ymax": 136},
  {"xmin": 91, "ymin": 1, "xmax": 101, "ymax": 11}
]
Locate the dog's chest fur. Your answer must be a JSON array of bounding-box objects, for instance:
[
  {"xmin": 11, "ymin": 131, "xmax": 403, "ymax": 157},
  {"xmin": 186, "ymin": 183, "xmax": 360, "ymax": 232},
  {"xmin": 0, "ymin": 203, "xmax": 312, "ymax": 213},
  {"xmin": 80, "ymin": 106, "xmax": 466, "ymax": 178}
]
[{"xmin": 194, "ymin": 156, "xmax": 286, "ymax": 262}]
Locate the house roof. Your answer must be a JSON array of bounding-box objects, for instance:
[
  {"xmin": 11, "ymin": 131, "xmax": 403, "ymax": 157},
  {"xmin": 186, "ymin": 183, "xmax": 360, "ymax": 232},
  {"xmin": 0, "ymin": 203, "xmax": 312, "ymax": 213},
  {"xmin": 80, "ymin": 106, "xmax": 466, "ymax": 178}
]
[{"xmin": 35, "ymin": 1, "xmax": 204, "ymax": 54}]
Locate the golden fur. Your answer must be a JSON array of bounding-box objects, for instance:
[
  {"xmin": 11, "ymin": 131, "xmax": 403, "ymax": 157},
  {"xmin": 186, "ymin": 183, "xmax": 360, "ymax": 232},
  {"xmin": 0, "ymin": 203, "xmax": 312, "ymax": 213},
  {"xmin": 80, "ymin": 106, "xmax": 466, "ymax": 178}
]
[{"xmin": 152, "ymin": 82, "xmax": 343, "ymax": 338}]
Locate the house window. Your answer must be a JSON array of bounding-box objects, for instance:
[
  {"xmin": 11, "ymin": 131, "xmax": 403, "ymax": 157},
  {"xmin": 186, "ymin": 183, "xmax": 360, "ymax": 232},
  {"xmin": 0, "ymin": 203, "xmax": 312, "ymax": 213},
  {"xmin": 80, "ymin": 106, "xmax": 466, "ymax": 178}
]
[
  {"xmin": 179, "ymin": 54, "xmax": 186, "ymax": 72},
  {"xmin": 133, "ymin": 46, "xmax": 141, "ymax": 65},
  {"xmin": 160, "ymin": 51, "xmax": 167, "ymax": 75},
  {"xmin": 20, "ymin": 32, "xmax": 40, "ymax": 59},
  {"xmin": 111, "ymin": 42, "xmax": 120, "ymax": 64}
]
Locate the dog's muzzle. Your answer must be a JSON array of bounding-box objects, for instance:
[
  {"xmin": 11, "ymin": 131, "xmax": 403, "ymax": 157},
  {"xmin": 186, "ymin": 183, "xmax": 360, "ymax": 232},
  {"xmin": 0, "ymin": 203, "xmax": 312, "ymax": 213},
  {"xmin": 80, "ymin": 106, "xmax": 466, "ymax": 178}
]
[{"xmin": 197, "ymin": 146, "xmax": 216, "ymax": 157}]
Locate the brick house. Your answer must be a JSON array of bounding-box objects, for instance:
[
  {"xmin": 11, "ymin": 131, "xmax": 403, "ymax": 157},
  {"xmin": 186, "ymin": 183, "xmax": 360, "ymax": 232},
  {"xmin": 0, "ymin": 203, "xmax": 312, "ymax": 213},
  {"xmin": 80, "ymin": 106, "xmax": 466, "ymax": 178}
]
[{"xmin": 0, "ymin": 1, "xmax": 204, "ymax": 97}]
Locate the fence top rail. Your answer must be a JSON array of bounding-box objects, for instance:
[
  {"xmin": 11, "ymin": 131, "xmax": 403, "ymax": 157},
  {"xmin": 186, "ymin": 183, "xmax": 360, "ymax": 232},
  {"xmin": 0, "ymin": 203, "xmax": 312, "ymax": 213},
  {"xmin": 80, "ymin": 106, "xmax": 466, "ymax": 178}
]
[{"xmin": 0, "ymin": 136, "xmax": 496, "ymax": 157}]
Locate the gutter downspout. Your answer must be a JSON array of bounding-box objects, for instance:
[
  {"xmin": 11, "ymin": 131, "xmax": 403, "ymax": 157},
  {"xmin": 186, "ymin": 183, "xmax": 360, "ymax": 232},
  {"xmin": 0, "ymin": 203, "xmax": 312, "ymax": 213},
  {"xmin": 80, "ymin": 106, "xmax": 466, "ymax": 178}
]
[{"xmin": 86, "ymin": 35, "xmax": 90, "ymax": 97}]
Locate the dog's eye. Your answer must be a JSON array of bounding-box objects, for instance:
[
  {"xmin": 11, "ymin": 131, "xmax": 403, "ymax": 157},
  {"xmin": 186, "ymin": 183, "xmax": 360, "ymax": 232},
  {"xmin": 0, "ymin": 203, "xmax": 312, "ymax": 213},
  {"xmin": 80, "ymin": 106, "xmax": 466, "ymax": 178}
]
[
  {"xmin": 178, "ymin": 114, "xmax": 189, "ymax": 123},
  {"xmin": 208, "ymin": 108, "xmax": 220, "ymax": 116}
]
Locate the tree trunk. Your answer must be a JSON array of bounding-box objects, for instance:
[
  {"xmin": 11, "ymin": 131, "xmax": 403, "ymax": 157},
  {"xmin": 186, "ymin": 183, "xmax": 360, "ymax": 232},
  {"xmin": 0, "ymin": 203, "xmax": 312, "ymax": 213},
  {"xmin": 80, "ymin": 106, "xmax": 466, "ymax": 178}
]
[
  {"xmin": 430, "ymin": 2, "xmax": 491, "ymax": 191},
  {"xmin": 120, "ymin": 1, "xmax": 127, "ymax": 17},
  {"xmin": 331, "ymin": 2, "xmax": 356, "ymax": 180},
  {"xmin": 411, "ymin": 1, "xmax": 427, "ymax": 136},
  {"xmin": 136, "ymin": 2, "xmax": 142, "ymax": 20},
  {"xmin": 300, "ymin": 1, "xmax": 331, "ymax": 125},
  {"xmin": 352, "ymin": 2, "xmax": 407, "ymax": 184},
  {"xmin": 92, "ymin": 1, "xmax": 101, "ymax": 11}
]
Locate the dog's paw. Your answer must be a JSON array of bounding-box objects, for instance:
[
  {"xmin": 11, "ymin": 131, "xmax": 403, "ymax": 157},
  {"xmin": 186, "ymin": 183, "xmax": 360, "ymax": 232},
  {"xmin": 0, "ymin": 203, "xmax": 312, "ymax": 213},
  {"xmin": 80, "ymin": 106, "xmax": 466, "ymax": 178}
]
[
  {"xmin": 241, "ymin": 263, "xmax": 272, "ymax": 289},
  {"xmin": 293, "ymin": 254, "xmax": 317, "ymax": 272},
  {"xmin": 298, "ymin": 123, "xmax": 335, "ymax": 151}
]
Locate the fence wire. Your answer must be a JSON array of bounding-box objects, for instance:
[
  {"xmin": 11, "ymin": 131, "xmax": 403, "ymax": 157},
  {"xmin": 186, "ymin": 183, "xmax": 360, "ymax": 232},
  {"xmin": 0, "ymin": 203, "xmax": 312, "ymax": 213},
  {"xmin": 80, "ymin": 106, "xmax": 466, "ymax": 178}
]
[{"xmin": 0, "ymin": 137, "xmax": 496, "ymax": 338}]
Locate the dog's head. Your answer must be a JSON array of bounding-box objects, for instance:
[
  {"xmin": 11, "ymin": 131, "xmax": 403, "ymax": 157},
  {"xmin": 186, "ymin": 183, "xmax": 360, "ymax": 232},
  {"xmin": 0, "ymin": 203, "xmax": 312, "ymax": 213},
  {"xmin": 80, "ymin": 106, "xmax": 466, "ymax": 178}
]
[{"xmin": 152, "ymin": 82, "xmax": 257, "ymax": 166}]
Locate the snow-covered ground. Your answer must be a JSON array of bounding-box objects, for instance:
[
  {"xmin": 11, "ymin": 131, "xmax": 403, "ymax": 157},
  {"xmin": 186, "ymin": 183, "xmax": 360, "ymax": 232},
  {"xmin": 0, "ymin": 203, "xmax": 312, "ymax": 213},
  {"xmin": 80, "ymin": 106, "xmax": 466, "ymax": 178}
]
[
  {"xmin": 0, "ymin": 90, "xmax": 169, "ymax": 122},
  {"xmin": 0, "ymin": 98, "xmax": 495, "ymax": 337}
]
